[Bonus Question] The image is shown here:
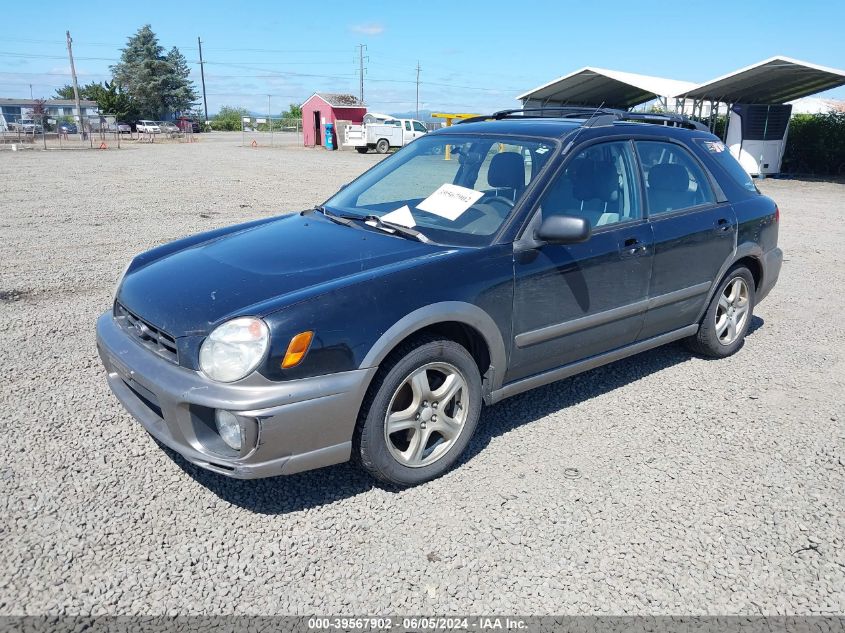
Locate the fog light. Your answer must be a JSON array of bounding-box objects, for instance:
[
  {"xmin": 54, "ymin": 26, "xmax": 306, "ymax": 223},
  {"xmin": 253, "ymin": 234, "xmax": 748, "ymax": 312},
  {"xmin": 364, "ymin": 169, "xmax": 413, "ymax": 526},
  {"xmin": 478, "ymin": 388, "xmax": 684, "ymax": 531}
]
[{"xmin": 215, "ymin": 410, "xmax": 242, "ymax": 451}]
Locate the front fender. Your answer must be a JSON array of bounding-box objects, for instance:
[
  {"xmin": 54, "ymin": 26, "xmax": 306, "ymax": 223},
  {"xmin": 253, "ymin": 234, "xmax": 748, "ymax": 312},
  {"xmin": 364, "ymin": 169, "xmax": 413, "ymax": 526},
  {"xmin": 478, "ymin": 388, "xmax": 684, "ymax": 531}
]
[{"xmin": 359, "ymin": 301, "xmax": 508, "ymax": 394}]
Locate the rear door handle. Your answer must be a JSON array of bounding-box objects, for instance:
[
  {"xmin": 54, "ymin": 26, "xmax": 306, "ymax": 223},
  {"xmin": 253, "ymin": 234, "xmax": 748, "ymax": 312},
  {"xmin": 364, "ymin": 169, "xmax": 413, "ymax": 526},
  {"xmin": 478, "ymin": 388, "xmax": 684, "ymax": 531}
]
[{"xmin": 714, "ymin": 218, "xmax": 732, "ymax": 233}]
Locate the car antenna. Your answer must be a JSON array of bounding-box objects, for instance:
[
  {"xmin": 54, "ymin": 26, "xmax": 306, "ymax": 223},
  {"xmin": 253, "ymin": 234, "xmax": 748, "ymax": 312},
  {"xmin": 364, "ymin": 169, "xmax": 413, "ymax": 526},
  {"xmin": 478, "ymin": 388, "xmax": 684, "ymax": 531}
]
[{"xmin": 561, "ymin": 101, "xmax": 605, "ymax": 155}]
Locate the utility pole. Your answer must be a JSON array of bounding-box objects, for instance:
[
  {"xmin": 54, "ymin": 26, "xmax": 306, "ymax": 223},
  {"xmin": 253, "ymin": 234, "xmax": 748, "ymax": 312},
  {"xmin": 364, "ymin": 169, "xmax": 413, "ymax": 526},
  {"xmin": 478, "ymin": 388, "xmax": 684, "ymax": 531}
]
[
  {"xmin": 415, "ymin": 62, "xmax": 421, "ymax": 119},
  {"xmin": 357, "ymin": 44, "xmax": 368, "ymax": 104},
  {"xmin": 197, "ymin": 36, "xmax": 208, "ymax": 124},
  {"xmin": 268, "ymin": 94, "xmax": 272, "ymax": 146},
  {"xmin": 66, "ymin": 31, "xmax": 84, "ymax": 140}
]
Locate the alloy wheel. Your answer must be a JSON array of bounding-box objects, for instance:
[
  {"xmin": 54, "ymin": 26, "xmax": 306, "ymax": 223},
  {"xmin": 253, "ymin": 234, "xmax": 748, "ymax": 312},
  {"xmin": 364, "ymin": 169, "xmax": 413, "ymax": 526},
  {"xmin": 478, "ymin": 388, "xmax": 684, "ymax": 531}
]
[
  {"xmin": 715, "ymin": 277, "xmax": 750, "ymax": 345},
  {"xmin": 384, "ymin": 362, "xmax": 469, "ymax": 468}
]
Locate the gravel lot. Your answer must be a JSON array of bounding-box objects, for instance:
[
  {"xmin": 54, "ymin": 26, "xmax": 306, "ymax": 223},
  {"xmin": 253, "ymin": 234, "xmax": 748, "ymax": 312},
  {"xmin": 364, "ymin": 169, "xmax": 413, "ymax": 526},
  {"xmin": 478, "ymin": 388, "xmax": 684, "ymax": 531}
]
[{"xmin": 0, "ymin": 134, "xmax": 842, "ymax": 616}]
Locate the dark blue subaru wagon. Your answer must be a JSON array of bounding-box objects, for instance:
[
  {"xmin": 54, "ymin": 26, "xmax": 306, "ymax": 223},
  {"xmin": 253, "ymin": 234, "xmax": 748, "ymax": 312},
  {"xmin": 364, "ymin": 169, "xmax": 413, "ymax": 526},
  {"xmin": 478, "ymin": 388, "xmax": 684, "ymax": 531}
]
[{"xmin": 97, "ymin": 109, "xmax": 782, "ymax": 487}]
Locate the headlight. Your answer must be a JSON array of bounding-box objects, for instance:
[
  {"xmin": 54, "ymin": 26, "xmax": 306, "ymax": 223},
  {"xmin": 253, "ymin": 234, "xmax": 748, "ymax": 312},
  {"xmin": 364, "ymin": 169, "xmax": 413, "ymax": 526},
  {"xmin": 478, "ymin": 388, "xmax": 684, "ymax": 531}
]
[{"xmin": 199, "ymin": 317, "xmax": 269, "ymax": 382}]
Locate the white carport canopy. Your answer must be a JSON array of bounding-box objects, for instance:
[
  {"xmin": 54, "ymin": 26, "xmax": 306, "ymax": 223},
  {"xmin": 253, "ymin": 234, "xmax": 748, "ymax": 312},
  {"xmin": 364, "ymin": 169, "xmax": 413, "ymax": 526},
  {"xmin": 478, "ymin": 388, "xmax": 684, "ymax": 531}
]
[
  {"xmin": 517, "ymin": 67, "xmax": 696, "ymax": 110},
  {"xmin": 677, "ymin": 56, "xmax": 845, "ymax": 104}
]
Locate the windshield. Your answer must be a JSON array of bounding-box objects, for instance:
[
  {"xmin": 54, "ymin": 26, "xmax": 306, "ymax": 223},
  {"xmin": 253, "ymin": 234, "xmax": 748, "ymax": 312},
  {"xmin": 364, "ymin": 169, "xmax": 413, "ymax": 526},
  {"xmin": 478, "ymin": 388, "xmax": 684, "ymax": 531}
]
[{"xmin": 325, "ymin": 134, "xmax": 556, "ymax": 246}]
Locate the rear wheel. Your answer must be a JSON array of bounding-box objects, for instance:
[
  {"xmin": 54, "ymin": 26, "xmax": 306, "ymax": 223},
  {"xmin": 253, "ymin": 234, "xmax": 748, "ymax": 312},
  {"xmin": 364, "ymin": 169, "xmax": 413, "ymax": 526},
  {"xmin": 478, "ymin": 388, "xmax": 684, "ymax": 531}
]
[
  {"xmin": 375, "ymin": 138, "xmax": 390, "ymax": 154},
  {"xmin": 686, "ymin": 266, "xmax": 755, "ymax": 358},
  {"xmin": 355, "ymin": 338, "xmax": 482, "ymax": 487},
  {"xmin": 356, "ymin": 146, "xmax": 369, "ymax": 154}
]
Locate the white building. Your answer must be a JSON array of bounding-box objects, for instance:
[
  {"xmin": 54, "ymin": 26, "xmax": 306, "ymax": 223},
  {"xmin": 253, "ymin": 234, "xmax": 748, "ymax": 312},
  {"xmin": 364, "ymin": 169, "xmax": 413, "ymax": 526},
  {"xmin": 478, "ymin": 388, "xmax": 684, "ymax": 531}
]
[{"xmin": 0, "ymin": 97, "xmax": 100, "ymax": 125}]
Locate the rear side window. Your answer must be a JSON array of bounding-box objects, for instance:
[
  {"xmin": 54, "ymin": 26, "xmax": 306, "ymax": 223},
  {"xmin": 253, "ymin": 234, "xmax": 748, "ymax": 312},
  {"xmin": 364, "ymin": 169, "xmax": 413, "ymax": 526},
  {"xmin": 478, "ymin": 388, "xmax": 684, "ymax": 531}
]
[
  {"xmin": 636, "ymin": 141, "xmax": 716, "ymax": 214},
  {"xmin": 695, "ymin": 139, "xmax": 758, "ymax": 193}
]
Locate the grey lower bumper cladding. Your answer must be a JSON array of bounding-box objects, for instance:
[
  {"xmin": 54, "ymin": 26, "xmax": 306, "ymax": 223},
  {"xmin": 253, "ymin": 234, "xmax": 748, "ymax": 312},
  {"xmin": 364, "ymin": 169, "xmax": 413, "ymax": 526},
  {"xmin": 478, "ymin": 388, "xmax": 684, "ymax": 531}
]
[{"xmin": 96, "ymin": 312, "xmax": 376, "ymax": 478}]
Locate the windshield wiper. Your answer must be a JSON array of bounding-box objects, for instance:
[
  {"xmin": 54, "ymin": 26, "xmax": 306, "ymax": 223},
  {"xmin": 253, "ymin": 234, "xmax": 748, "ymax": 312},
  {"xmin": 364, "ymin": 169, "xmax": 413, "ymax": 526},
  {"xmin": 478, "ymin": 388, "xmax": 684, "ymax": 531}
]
[
  {"xmin": 363, "ymin": 215, "xmax": 431, "ymax": 243},
  {"xmin": 304, "ymin": 205, "xmax": 357, "ymax": 227}
]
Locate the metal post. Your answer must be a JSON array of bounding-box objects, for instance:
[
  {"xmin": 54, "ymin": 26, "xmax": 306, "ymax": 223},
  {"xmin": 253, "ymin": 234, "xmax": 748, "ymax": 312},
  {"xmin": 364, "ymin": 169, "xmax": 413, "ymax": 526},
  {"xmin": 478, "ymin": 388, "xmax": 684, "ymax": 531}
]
[
  {"xmin": 415, "ymin": 62, "xmax": 421, "ymax": 119},
  {"xmin": 357, "ymin": 44, "xmax": 367, "ymax": 103},
  {"xmin": 268, "ymin": 94, "xmax": 272, "ymax": 147},
  {"xmin": 198, "ymin": 37, "xmax": 208, "ymax": 124},
  {"xmin": 66, "ymin": 31, "xmax": 84, "ymax": 142}
]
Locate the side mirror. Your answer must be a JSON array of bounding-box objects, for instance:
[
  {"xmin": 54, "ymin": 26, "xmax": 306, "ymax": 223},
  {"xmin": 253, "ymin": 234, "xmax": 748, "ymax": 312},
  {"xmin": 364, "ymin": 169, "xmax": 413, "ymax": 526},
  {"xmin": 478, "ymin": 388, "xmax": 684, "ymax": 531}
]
[{"xmin": 535, "ymin": 214, "xmax": 591, "ymax": 244}]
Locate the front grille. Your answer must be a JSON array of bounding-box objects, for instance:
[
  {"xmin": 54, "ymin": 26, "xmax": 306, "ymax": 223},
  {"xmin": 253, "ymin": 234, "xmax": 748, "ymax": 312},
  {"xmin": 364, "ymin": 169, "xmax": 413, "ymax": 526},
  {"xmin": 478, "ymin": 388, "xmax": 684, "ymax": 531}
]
[{"xmin": 114, "ymin": 302, "xmax": 178, "ymax": 364}]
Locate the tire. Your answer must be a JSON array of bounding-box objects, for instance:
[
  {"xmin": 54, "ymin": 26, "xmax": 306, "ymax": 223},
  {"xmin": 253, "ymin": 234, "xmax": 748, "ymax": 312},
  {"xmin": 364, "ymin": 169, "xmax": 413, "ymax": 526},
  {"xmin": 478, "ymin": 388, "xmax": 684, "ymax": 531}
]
[
  {"xmin": 354, "ymin": 337, "xmax": 482, "ymax": 487},
  {"xmin": 375, "ymin": 138, "xmax": 390, "ymax": 154},
  {"xmin": 356, "ymin": 147, "xmax": 369, "ymax": 154},
  {"xmin": 686, "ymin": 265, "xmax": 755, "ymax": 358}
]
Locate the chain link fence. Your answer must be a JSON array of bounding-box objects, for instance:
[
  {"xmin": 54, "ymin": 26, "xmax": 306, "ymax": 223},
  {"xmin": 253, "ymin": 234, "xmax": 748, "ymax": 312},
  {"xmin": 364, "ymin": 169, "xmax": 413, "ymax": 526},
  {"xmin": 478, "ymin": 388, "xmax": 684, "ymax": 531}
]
[
  {"xmin": 239, "ymin": 117, "xmax": 302, "ymax": 147},
  {"xmin": 1, "ymin": 113, "xmax": 202, "ymax": 151}
]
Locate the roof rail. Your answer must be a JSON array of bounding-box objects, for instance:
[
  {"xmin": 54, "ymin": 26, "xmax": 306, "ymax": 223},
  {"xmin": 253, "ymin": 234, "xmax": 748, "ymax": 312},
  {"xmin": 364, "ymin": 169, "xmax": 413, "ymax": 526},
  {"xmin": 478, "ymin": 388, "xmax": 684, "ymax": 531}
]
[{"xmin": 455, "ymin": 106, "xmax": 710, "ymax": 131}]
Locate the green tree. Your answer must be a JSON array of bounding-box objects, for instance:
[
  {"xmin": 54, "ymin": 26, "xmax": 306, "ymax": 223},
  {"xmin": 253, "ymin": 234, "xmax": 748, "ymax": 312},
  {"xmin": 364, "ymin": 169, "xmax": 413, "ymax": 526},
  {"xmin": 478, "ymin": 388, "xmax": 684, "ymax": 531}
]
[
  {"xmin": 211, "ymin": 105, "xmax": 249, "ymax": 131},
  {"xmin": 53, "ymin": 81, "xmax": 106, "ymax": 101},
  {"xmin": 97, "ymin": 82, "xmax": 137, "ymax": 121},
  {"xmin": 110, "ymin": 25, "xmax": 196, "ymax": 119},
  {"xmin": 282, "ymin": 103, "xmax": 302, "ymax": 119},
  {"xmin": 164, "ymin": 46, "xmax": 198, "ymax": 114}
]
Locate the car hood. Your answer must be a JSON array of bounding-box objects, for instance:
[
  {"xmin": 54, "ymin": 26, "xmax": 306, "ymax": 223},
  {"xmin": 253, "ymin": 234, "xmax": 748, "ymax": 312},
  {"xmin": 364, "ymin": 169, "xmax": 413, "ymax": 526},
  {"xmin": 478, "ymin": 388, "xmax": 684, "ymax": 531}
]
[{"xmin": 117, "ymin": 213, "xmax": 447, "ymax": 336}]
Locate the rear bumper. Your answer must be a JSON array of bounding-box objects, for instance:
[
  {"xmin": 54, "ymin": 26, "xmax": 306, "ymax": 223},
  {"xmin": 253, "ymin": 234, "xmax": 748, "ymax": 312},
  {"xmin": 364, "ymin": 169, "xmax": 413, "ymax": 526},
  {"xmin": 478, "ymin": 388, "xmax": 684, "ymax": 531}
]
[
  {"xmin": 96, "ymin": 312, "xmax": 376, "ymax": 479},
  {"xmin": 757, "ymin": 246, "xmax": 783, "ymax": 304}
]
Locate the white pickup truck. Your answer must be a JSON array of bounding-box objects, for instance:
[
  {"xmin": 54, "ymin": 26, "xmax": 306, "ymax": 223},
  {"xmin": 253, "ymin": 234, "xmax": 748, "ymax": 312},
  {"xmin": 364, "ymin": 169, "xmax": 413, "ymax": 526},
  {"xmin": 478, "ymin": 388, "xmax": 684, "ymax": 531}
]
[{"xmin": 343, "ymin": 118, "xmax": 428, "ymax": 154}]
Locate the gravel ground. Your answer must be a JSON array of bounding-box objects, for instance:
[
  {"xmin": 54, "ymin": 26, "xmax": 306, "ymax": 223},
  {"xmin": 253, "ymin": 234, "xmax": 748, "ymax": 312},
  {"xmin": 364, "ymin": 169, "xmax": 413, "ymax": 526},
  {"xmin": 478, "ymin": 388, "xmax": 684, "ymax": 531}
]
[{"xmin": 0, "ymin": 135, "xmax": 843, "ymax": 615}]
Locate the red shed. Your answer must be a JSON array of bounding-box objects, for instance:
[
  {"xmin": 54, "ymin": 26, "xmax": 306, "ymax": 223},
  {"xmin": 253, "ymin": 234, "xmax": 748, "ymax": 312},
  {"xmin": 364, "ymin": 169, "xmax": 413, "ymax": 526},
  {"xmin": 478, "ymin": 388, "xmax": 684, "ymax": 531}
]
[{"xmin": 301, "ymin": 92, "xmax": 367, "ymax": 147}]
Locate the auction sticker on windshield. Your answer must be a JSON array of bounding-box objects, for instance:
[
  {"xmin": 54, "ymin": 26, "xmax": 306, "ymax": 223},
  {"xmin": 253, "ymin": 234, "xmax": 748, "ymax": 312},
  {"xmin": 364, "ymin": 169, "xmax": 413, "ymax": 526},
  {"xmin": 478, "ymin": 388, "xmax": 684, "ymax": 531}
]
[
  {"xmin": 416, "ymin": 183, "xmax": 483, "ymax": 221},
  {"xmin": 381, "ymin": 205, "xmax": 416, "ymax": 228}
]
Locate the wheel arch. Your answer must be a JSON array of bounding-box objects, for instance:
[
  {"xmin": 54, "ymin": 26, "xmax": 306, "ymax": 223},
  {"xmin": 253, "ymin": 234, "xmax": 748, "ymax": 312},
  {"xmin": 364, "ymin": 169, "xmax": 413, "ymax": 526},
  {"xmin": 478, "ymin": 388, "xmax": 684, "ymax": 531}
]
[
  {"xmin": 359, "ymin": 302, "xmax": 508, "ymax": 401},
  {"xmin": 696, "ymin": 242, "xmax": 764, "ymax": 323}
]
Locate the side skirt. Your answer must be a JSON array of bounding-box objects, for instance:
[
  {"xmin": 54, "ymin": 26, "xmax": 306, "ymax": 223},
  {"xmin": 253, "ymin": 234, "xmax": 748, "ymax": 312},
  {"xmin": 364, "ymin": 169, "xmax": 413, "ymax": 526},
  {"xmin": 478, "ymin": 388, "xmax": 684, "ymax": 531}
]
[{"xmin": 487, "ymin": 324, "xmax": 699, "ymax": 405}]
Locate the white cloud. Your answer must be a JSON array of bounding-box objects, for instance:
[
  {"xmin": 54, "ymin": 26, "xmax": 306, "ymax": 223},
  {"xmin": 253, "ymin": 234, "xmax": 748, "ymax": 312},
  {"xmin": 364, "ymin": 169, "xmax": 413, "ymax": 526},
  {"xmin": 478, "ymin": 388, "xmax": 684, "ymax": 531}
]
[{"xmin": 349, "ymin": 23, "xmax": 385, "ymax": 36}]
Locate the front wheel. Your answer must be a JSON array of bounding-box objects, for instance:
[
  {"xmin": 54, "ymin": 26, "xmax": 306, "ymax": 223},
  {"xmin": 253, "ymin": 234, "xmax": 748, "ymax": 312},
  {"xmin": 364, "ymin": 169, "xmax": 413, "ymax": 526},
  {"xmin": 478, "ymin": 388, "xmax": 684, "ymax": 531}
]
[
  {"xmin": 355, "ymin": 146, "xmax": 369, "ymax": 154},
  {"xmin": 354, "ymin": 338, "xmax": 482, "ymax": 487},
  {"xmin": 686, "ymin": 266, "xmax": 755, "ymax": 358},
  {"xmin": 375, "ymin": 138, "xmax": 390, "ymax": 154}
]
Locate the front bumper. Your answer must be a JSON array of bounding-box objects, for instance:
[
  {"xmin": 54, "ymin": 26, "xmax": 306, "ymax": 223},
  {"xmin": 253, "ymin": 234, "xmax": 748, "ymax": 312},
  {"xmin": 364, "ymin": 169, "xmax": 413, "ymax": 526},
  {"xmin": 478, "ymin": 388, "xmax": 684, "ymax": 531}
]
[
  {"xmin": 96, "ymin": 312, "xmax": 376, "ymax": 479},
  {"xmin": 757, "ymin": 246, "xmax": 783, "ymax": 304}
]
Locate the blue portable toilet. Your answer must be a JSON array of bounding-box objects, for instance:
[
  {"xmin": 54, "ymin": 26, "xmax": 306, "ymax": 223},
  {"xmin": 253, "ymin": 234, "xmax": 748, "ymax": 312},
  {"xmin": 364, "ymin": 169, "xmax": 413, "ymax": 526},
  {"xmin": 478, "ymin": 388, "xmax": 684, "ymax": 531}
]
[{"xmin": 324, "ymin": 122, "xmax": 334, "ymax": 150}]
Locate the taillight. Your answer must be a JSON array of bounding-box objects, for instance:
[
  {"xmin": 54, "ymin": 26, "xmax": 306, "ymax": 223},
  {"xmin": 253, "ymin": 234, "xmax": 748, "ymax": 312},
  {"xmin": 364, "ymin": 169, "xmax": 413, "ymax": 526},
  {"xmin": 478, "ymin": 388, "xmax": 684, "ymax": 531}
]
[{"xmin": 774, "ymin": 205, "xmax": 780, "ymax": 223}]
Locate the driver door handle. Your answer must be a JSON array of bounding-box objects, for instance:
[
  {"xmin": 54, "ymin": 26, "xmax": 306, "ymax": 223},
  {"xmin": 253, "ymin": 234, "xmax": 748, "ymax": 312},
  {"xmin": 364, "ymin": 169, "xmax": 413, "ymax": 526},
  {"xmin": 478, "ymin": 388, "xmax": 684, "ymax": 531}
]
[{"xmin": 620, "ymin": 237, "xmax": 648, "ymax": 258}]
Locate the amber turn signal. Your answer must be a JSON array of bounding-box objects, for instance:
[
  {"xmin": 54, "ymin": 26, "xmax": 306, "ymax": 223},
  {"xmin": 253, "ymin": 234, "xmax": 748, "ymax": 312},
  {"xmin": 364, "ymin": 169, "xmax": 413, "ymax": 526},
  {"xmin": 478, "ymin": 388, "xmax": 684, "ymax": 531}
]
[{"xmin": 281, "ymin": 331, "xmax": 314, "ymax": 368}]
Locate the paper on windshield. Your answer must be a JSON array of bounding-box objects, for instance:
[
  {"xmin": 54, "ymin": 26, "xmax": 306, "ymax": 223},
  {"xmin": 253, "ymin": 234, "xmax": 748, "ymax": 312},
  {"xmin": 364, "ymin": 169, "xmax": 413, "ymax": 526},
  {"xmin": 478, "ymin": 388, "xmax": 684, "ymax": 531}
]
[
  {"xmin": 416, "ymin": 183, "xmax": 483, "ymax": 221},
  {"xmin": 381, "ymin": 205, "xmax": 416, "ymax": 228}
]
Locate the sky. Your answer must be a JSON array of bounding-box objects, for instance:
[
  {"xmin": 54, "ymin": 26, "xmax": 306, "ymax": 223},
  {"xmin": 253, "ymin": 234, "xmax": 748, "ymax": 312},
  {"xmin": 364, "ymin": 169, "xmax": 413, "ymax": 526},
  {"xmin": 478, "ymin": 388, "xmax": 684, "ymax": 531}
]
[{"xmin": 1, "ymin": 0, "xmax": 844, "ymax": 118}]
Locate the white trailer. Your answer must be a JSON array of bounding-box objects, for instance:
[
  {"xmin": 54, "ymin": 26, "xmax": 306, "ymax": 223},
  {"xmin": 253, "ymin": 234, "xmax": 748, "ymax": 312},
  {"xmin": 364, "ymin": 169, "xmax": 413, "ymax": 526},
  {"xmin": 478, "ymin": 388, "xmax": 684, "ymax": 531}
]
[
  {"xmin": 343, "ymin": 118, "xmax": 428, "ymax": 154},
  {"xmin": 725, "ymin": 104, "xmax": 792, "ymax": 176}
]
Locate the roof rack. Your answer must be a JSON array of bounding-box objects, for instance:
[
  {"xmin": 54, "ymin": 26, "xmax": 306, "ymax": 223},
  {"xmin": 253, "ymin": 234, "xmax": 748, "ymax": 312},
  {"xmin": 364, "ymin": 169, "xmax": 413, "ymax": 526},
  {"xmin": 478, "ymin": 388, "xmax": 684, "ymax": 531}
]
[{"xmin": 456, "ymin": 106, "xmax": 709, "ymax": 131}]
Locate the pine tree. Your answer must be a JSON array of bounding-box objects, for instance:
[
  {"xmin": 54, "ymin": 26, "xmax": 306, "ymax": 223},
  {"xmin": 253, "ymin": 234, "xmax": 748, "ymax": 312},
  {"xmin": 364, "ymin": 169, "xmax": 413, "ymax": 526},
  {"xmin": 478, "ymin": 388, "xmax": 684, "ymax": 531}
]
[
  {"xmin": 164, "ymin": 47, "xmax": 198, "ymax": 115},
  {"xmin": 111, "ymin": 25, "xmax": 177, "ymax": 119}
]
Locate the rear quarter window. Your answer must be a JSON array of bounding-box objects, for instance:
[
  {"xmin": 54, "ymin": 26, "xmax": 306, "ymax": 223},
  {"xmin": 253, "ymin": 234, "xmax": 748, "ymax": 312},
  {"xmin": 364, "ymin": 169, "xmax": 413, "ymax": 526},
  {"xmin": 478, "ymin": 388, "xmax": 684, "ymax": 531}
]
[{"xmin": 695, "ymin": 139, "xmax": 758, "ymax": 194}]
